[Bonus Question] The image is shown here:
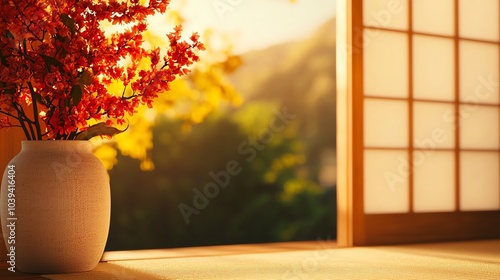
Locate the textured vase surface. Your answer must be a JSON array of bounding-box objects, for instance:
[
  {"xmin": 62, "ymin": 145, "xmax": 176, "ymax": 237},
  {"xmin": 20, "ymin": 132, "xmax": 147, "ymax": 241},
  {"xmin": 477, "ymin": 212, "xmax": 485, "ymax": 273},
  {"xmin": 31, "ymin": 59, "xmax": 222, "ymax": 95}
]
[{"xmin": 0, "ymin": 140, "xmax": 110, "ymax": 273}]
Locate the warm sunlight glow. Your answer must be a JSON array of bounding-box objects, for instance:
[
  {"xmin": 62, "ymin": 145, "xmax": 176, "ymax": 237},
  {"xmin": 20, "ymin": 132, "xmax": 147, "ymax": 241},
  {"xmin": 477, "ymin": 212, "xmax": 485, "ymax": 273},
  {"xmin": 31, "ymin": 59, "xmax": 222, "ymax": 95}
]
[
  {"xmin": 459, "ymin": 0, "xmax": 499, "ymax": 41},
  {"xmin": 460, "ymin": 152, "xmax": 500, "ymax": 211},
  {"xmin": 414, "ymin": 151, "xmax": 455, "ymax": 212},
  {"xmin": 168, "ymin": 0, "xmax": 336, "ymax": 53},
  {"xmin": 364, "ymin": 150, "xmax": 410, "ymax": 214},
  {"xmin": 364, "ymin": 99, "xmax": 408, "ymax": 147},
  {"xmin": 413, "ymin": 102, "xmax": 455, "ymax": 149},
  {"xmin": 364, "ymin": 30, "xmax": 408, "ymax": 98},
  {"xmin": 413, "ymin": 0, "xmax": 454, "ymax": 36},
  {"xmin": 413, "ymin": 35, "xmax": 455, "ymax": 101}
]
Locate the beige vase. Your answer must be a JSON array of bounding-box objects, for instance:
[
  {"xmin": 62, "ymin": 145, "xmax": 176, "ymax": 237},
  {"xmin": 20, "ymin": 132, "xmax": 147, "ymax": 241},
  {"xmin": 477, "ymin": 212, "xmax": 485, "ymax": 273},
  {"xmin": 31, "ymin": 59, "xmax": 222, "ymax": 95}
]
[{"xmin": 0, "ymin": 140, "xmax": 110, "ymax": 273}]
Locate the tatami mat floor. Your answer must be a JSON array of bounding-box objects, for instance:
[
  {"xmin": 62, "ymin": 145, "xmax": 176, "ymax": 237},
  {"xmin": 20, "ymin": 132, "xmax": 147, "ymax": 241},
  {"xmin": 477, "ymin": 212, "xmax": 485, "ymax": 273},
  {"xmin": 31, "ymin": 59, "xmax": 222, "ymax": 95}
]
[{"xmin": 39, "ymin": 239, "xmax": 500, "ymax": 280}]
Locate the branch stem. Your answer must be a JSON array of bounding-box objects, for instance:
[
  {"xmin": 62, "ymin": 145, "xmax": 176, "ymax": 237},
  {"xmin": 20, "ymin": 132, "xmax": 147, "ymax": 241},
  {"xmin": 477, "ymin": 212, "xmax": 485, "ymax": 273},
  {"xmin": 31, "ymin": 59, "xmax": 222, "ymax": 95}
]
[{"xmin": 27, "ymin": 82, "xmax": 43, "ymax": 139}]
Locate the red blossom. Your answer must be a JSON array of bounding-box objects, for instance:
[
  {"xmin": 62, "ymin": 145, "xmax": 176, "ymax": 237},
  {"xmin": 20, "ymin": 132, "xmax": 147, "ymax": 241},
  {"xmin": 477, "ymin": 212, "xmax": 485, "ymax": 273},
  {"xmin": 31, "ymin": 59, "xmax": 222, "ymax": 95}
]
[{"xmin": 0, "ymin": 0, "xmax": 204, "ymax": 140}]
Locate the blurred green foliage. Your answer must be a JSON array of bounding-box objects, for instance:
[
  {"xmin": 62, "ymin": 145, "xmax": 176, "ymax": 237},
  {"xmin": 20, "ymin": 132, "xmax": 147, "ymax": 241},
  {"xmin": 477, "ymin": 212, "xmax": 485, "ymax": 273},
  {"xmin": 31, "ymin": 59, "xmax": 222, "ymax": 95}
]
[{"xmin": 105, "ymin": 102, "xmax": 336, "ymax": 250}]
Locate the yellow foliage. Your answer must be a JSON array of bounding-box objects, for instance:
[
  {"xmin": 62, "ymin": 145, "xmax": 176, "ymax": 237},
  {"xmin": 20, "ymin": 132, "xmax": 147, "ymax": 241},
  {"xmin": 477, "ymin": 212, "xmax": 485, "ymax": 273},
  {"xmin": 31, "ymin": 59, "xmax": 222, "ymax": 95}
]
[
  {"xmin": 93, "ymin": 144, "xmax": 118, "ymax": 170},
  {"xmin": 115, "ymin": 118, "xmax": 152, "ymax": 161},
  {"xmin": 140, "ymin": 158, "xmax": 155, "ymax": 171},
  {"xmin": 93, "ymin": 7, "xmax": 243, "ymax": 170},
  {"xmin": 280, "ymin": 179, "xmax": 322, "ymax": 203},
  {"xmin": 264, "ymin": 153, "xmax": 305, "ymax": 184}
]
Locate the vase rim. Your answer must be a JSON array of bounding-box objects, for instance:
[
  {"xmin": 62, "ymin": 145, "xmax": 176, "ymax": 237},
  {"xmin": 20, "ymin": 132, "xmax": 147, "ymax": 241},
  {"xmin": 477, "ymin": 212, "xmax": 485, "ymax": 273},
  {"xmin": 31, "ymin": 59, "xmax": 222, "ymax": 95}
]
[
  {"xmin": 20, "ymin": 140, "xmax": 92, "ymax": 152},
  {"xmin": 21, "ymin": 140, "xmax": 90, "ymax": 142}
]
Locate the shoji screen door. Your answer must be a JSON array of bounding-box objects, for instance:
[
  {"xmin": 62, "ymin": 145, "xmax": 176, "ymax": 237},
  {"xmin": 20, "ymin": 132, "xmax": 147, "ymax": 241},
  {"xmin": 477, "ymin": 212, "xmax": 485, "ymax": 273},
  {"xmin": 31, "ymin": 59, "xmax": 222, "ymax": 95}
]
[{"xmin": 338, "ymin": 0, "xmax": 500, "ymax": 246}]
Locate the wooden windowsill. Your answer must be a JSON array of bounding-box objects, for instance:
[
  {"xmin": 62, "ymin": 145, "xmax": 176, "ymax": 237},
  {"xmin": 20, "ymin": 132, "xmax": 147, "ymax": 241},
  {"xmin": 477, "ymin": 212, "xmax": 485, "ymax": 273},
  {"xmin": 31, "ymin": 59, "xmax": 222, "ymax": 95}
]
[{"xmin": 101, "ymin": 240, "xmax": 333, "ymax": 261}]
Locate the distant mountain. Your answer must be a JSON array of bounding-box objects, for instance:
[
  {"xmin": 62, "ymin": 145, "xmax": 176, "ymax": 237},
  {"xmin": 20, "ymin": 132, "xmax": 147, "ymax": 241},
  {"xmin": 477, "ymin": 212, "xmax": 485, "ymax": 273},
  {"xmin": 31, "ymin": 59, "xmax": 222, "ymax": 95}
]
[
  {"xmin": 229, "ymin": 18, "xmax": 336, "ymax": 172},
  {"xmin": 230, "ymin": 18, "xmax": 336, "ymax": 101}
]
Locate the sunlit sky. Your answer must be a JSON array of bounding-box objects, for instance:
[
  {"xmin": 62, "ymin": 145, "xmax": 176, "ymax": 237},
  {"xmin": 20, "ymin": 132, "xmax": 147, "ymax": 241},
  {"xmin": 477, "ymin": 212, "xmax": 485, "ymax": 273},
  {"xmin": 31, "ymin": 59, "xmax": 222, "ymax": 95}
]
[{"xmin": 169, "ymin": 0, "xmax": 336, "ymax": 54}]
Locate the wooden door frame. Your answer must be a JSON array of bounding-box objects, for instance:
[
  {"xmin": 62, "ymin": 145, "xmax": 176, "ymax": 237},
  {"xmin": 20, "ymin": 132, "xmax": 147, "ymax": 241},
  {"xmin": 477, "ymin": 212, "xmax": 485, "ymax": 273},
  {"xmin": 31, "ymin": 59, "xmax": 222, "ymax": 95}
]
[{"xmin": 337, "ymin": 0, "xmax": 500, "ymax": 247}]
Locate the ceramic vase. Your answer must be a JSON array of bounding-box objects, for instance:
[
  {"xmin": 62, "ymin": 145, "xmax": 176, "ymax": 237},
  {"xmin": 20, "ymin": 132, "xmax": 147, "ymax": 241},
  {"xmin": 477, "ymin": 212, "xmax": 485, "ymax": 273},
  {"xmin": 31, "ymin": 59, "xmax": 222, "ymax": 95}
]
[{"xmin": 0, "ymin": 140, "xmax": 110, "ymax": 273}]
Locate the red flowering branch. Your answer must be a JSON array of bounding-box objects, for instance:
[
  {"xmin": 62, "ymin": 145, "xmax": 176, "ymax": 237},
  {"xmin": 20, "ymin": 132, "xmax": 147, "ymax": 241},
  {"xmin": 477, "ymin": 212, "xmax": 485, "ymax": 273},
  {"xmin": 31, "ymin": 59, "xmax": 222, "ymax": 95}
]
[{"xmin": 0, "ymin": 0, "xmax": 205, "ymax": 140}]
